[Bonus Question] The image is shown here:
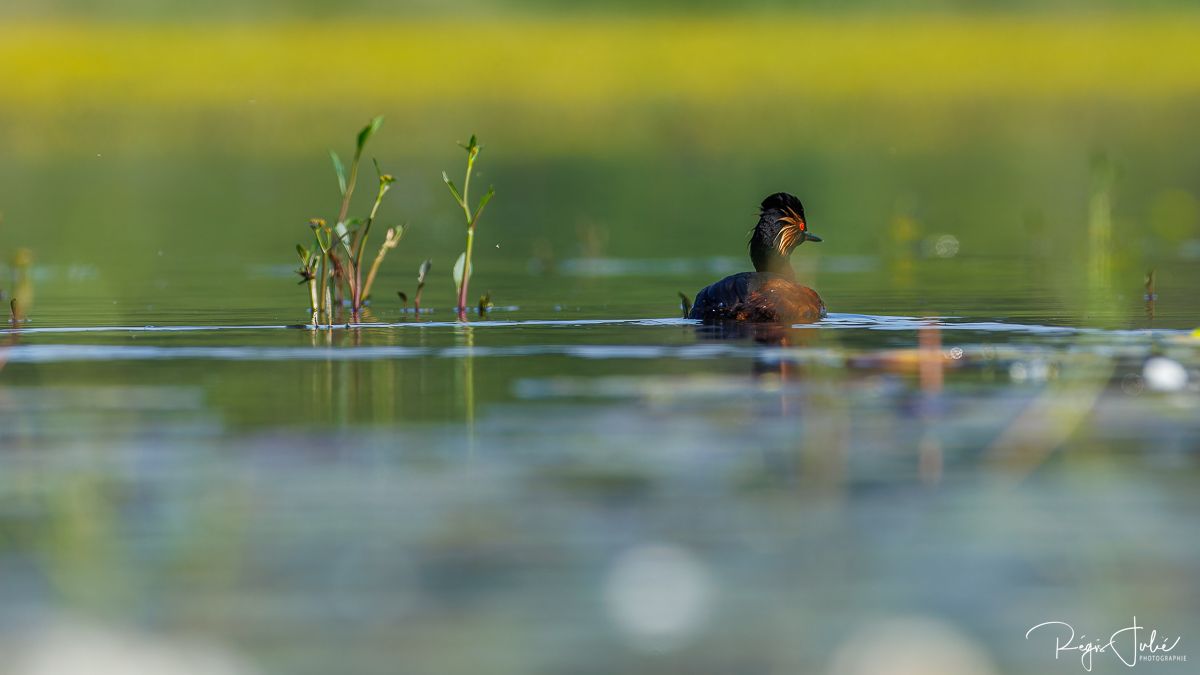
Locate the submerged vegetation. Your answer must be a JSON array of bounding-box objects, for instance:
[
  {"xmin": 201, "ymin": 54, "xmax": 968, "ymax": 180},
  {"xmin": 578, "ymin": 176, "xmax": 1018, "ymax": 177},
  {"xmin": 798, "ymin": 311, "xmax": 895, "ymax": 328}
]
[
  {"xmin": 296, "ymin": 117, "xmax": 404, "ymax": 325},
  {"xmin": 443, "ymin": 135, "xmax": 495, "ymax": 320}
]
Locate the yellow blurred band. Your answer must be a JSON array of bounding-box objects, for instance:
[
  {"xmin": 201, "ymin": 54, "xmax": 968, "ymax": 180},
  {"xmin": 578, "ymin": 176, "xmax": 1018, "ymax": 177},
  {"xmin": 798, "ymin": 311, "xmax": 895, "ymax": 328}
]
[{"xmin": 2, "ymin": 16, "xmax": 1200, "ymax": 109}]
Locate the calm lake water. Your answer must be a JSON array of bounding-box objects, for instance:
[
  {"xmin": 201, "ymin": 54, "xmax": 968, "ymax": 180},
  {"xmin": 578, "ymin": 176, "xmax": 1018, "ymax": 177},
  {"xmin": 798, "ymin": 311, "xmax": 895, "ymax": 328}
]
[
  {"xmin": 2, "ymin": 253, "xmax": 1198, "ymax": 674},
  {"xmin": 2, "ymin": 38, "xmax": 1200, "ymax": 669}
]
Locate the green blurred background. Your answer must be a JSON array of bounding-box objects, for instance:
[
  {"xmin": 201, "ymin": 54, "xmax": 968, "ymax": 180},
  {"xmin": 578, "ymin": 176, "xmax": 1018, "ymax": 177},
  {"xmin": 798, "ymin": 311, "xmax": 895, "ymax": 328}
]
[{"xmin": 1, "ymin": 2, "xmax": 1198, "ymax": 326}]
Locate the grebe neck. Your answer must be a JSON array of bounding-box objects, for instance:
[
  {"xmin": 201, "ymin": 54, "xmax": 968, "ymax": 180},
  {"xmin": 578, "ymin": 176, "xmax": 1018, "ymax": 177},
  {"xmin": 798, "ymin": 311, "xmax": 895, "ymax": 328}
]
[{"xmin": 750, "ymin": 242, "xmax": 795, "ymax": 280}]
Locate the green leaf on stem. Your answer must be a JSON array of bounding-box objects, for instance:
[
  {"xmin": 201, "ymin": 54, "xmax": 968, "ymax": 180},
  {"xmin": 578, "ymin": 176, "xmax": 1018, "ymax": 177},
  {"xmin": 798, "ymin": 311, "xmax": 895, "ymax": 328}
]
[
  {"xmin": 329, "ymin": 150, "xmax": 347, "ymax": 196},
  {"xmin": 356, "ymin": 116, "xmax": 384, "ymax": 158},
  {"xmin": 473, "ymin": 186, "xmax": 495, "ymax": 221},
  {"xmin": 417, "ymin": 259, "xmax": 432, "ymax": 285},
  {"xmin": 334, "ymin": 221, "xmax": 354, "ymax": 257},
  {"xmin": 442, "ymin": 172, "xmax": 463, "ymax": 205},
  {"xmin": 452, "ymin": 251, "xmax": 472, "ymax": 296}
]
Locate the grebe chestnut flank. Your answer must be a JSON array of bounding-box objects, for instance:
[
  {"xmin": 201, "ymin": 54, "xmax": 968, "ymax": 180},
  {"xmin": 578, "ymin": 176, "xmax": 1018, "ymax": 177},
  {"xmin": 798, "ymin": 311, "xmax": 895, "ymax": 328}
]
[{"xmin": 687, "ymin": 192, "xmax": 825, "ymax": 324}]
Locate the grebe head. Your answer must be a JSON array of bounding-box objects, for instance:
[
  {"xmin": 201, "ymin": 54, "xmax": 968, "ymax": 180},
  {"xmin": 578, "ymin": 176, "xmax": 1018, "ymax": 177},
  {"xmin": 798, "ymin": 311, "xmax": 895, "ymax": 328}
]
[{"xmin": 750, "ymin": 192, "xmax": 822, "ymax": 276}]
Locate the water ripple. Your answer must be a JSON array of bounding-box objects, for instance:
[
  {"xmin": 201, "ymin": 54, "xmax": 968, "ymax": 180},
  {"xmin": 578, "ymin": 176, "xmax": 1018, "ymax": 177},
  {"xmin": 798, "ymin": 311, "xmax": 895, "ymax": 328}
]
[{"xmin": 0, "ymin": 313, "xmax": 1190, "ymax": 337}]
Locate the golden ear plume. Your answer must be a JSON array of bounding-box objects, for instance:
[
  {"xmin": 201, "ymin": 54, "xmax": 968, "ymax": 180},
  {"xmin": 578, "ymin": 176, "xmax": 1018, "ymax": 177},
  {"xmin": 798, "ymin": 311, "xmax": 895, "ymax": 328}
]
[{"xmin": 775, "ymin": 206, "xmax": 806, "ymax": 255}]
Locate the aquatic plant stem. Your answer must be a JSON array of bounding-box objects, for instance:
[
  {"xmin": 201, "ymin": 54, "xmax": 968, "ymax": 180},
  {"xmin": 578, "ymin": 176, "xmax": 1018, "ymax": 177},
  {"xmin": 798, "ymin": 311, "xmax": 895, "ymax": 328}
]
[
  {"xmin": 324, "ymin": 284, "xmax": 333, "ymax": 327},
  {"xmin": 457, "ymin": 227, "xmax": 475, "ymax": 320},
  {"xmin": 352, "ymin": 174, "xmax": 394, "ymax": 311},
  {"xmin": 334, "ymin": 117, "xmax": 385, "ymax": 317},
  {"xmin": 308, "ymin": 275, "xmax": 319, "ymax": 320},
  {"xmin": 360, "ymin": 252, "xmax": 381, "ymax": 306},
  {"xmin": 336, "ymin": 122, "xmax": 377, "ymax": 230},
  {"xmin": 362, "ymin": 227, "xmax": 402, "ymax": 305},
  {"xmin": 336, "ymin": 164, "xmax": 358, "ymax": 228},
  {"xmin": 442, "ymin": 136, "xmax": 492, "ymax": 321},
  {"xmin": 413, "ymin": 260, "xmax": 431, "ymax": 313},
  {"xmin": 312, "ymin": 222, "xmax": 338, "ymax": 326},
  {"xmin": 296, "ymin": 118, "xmax": 394, "ymax": 327},
  {"xmin": 455, "ymin": 148, "xmax": 477, "ymax": 320},
  {"xmin": 317, "ymin": 246, "xmax": 329, "ymax": 325}
]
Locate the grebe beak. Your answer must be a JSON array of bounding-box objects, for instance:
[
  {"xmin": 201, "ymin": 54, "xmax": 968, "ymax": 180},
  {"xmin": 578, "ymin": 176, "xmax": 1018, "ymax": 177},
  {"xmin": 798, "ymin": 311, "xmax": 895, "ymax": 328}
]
[{"xmin": 804, "ymin": 231, "xmax": 822, "ymax": 243}]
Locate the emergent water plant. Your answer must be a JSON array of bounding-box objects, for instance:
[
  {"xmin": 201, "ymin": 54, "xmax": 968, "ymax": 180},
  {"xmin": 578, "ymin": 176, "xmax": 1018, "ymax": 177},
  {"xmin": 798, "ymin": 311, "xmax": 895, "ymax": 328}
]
[
  {"xmin": 442, "ymin": 135, "xmax": 494, "ymax": 320},
  {"xmin": 397, "ymin": 260, "xmax": 434, "ymax": 316},
  {"xmin": 4, "ymin": 247, "xmax": 33, "ymax": 325},
  {"xmin": 413, "ymin": 259, "xmax": 432, "ymax": 312},
  {"xmin": 296, "ymin": 117, "xmax": 405, "ymax": 326}
]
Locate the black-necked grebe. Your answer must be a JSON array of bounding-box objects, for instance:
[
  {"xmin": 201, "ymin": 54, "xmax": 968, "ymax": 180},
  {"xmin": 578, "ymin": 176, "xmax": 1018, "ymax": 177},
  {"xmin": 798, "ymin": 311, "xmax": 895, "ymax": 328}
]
[{"xmin": 688, "ymin": 192, "xmax": 825, "ymax": 324}]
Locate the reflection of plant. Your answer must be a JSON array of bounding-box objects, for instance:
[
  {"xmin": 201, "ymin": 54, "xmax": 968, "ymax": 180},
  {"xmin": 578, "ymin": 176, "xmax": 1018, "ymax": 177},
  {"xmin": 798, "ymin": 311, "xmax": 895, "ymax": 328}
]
[
  {"xmin": 442, "ymin": 135, "xmax": 494, "ymax": 320},
  {"xmin": 296, "ymin": 117, "xmax": 404, "ymax": 325}
]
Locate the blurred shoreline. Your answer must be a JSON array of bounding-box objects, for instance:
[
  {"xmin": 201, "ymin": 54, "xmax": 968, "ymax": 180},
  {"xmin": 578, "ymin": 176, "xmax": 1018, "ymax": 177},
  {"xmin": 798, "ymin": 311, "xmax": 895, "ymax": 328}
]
[{"xmin": 3, "ymin": 16, "xmax": 1199, "ymax": 158}]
